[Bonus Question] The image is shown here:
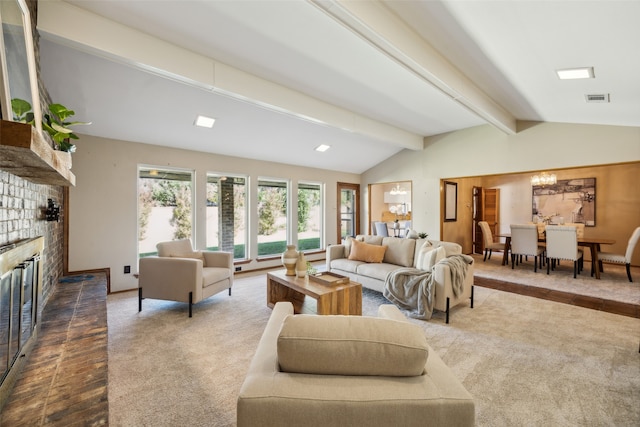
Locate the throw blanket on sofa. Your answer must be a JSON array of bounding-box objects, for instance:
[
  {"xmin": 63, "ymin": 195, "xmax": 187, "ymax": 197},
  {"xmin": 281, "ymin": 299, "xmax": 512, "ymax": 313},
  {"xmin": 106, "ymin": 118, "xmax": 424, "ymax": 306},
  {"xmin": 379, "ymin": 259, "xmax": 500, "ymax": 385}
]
[
  {"xmin": 443, "ymin": 254, "xmax": 474, "ymax": 297},
  {"xmin": 383, "ymin": 268, "xmax": 435, "ymax": 320},
  {"xmin": 383, "ymin": 254, "xmax": 474, "ymax": 320}
]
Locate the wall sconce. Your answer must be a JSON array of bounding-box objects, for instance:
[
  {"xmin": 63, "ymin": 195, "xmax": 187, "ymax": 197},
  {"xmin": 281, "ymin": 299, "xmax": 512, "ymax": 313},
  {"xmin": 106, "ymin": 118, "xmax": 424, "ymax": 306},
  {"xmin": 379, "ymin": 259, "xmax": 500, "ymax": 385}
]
[
  {"xmin": 46, "ymin": 199, "xmax": 60, "ymax": 222},
  {"xmin": 531, "ymin": 172, "xmax": 557, "ymax": 186}
]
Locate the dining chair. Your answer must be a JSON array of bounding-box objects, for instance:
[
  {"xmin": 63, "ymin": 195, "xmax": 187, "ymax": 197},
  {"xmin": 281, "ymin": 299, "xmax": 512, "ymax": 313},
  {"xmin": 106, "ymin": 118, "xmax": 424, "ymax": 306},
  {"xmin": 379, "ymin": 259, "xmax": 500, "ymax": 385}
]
[
  {"xmin": 510, "ymin": 224, "xmax": 545, "ymax": 272},
  {"xmin": 478, "ymin": 221, "xmax": 505, "ymax": 262},
  {"xmin": 564, "ymin": 223, "xmax": 585, "ymax": 238},
  {"xmin": 545, "ymin": 225, "xmax": 583, "ymax": 278},
  {"xmin": 373, "ymin": 221, "xmax": 390, "ymax": 237},
  {"xmin": 597, "ymin": 226, "xmax": 640, "ymax": 282},
  {"xmin": 403, "ymin": 221, "xmax": 412, "ymax": 237}
]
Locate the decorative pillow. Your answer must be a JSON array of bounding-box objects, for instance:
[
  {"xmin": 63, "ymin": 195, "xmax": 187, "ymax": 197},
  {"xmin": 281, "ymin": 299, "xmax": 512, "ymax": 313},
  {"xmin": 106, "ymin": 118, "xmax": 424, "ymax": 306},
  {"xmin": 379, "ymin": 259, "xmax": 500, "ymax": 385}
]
[
  {"xmin": 348, "ymin": 239, "xmax": 387, "ymax": 263},
  {"xmin": 420, "ymin": 245, "xmax": 446, "ymax": 270},
  {"xmin": 343, "ymin": 236, "xmax": 355, "ymax": 258},
  {"xmin": 277, "ymin": 314, "xmax": 428, "ymax": 376},
  {"xmin": 415, "ymin": 240, "xmax": 433, "ymax": 268}
]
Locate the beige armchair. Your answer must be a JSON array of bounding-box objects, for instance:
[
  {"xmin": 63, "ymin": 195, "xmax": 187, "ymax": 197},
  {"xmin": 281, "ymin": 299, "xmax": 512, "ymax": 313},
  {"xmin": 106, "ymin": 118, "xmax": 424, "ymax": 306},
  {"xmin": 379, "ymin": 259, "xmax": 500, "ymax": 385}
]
[{"xmin": 138, "ymin": 239, "xmax": 234, "ymax": 317}]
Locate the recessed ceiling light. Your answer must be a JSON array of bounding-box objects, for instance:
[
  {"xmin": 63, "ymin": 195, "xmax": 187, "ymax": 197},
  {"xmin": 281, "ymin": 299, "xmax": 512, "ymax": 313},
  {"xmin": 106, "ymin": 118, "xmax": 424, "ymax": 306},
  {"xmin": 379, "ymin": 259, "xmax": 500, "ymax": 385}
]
[
  {"xmin": 315, "ymin": 144, "xmax": 331, "ymax": 152},
  {"xmin": 194, "ymin": 115, "xmax": 216, "ymax": 128},
  {"xmin": 556, "ymin": 67, "xmax": 594, "ymax": 80}
]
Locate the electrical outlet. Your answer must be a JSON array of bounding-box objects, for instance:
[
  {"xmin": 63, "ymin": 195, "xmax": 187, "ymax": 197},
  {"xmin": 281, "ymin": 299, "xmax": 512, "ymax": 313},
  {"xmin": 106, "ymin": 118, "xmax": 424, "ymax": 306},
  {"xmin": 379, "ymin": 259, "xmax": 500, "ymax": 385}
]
[
  {"xmin": 235, "ymin": 266, "xmax": 242, "ymax": 272},
  {"xmin": 124, "ymin": 265, "xmax": 131, "ymax": 274}
]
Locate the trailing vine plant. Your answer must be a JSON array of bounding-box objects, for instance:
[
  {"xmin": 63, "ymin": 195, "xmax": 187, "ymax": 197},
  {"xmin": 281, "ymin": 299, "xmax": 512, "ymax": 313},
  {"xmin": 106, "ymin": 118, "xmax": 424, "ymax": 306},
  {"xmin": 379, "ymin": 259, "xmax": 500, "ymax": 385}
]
[{"xmin": 10, "ymin": 98, "xmax": 91, "ymax": 153}]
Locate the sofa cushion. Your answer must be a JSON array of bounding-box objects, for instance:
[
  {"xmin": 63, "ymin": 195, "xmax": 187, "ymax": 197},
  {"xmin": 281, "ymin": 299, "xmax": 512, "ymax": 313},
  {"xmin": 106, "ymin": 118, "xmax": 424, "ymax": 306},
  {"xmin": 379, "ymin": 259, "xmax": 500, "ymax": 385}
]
[
  {"xmin": 359, "ymin": 235, "xmax": 384, "ymax": 245},
  {"xmin": 277, "ymin": 314, "xmax": 428, "ymax": 376},
  {"xmin": 157, "ymin": 238, "xmax": 194, "ymax": 257},
  {"xmin": 348, "ymin": 239, "xmax": 387, "ymax": 263},
  {"xmin": 330, "ymin": 258, "xmax": 364, "ymax": 274},
  {"xmin": 381, "ymin": 237, "xmax": 416, "ymax": 267},
  {"xmin": 202, "ymin": 267, "xmax": 231, "ymax": 287},
  {"xmin": 170, "ymin": 251, "xmax": 205, "ymax": 263},
  {"xmin": 356, "ymin": 262, "xmax": 399, "ymax": 281}
]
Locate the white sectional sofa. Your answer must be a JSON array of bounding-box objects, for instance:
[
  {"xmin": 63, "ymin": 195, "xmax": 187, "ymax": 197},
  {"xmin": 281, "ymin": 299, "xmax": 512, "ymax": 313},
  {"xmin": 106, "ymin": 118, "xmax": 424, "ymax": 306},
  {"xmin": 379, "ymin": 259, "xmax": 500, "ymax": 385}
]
[{"xmin": 326, "ymin": 235, "xmax": 474, "ymax": 323}]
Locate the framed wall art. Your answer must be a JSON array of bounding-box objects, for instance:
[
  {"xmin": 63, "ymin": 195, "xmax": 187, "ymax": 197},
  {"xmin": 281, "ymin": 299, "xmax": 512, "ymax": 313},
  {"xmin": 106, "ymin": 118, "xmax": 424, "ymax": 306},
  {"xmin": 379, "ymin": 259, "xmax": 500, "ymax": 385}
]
[{"xmin": 532, "ymin": 177, "xmax": 596, "ymax": 226}]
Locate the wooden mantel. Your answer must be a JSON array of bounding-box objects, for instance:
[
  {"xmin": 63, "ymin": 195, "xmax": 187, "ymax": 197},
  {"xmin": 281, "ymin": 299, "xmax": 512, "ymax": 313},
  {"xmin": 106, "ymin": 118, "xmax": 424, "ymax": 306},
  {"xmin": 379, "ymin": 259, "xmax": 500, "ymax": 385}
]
[{"xmin": 0, "ymin": 120, "xmax": 75, "ymax": 186}]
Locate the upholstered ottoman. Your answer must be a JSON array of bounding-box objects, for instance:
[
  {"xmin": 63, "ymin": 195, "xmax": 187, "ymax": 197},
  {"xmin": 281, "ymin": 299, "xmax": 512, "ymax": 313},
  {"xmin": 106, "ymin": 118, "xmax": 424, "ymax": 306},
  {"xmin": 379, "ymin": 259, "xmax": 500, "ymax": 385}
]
[{"xmin": 237, "ymin": 301, "xmax": 474, "ymax": 427}]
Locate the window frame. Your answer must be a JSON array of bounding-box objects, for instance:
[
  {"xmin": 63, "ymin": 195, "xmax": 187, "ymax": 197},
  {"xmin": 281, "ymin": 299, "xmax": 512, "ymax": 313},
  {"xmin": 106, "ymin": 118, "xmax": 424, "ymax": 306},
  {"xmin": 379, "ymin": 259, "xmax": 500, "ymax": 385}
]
[
  {"xmin": 297, "ymin": 180, "xmax": 324, "ymax": 253},
  {"xmin": 256, "ymin": 177, "xmax": 290, "ymax": 259},
  {"xmin": 137, "ymin": 165, "xmax": 195, "ymax": 258}
]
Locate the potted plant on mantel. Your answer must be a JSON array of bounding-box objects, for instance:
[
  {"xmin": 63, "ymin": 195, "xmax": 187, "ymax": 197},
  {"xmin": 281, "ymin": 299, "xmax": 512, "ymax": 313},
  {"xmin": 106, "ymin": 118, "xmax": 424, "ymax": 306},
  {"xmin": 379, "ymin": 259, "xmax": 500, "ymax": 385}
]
[{"xmin": 11, "ymin": 98, "xmax": 91, "ymax": 167}]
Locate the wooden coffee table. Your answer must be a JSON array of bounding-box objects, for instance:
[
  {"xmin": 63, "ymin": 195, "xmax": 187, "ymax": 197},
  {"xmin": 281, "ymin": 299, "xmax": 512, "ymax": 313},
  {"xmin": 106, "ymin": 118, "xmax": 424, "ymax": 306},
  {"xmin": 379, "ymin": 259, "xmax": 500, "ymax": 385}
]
[{"xmin": 266, "ymin": 270, "xmax": 362, "ymax": 315}]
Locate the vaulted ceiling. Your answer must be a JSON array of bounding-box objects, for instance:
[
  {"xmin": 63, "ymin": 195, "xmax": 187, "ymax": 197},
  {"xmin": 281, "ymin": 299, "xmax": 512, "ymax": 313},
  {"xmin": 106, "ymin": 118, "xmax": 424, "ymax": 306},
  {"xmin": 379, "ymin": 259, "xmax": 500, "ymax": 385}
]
[{"xmin": 37, "ymin": 1, "xmax": 640, "ymax": 174}]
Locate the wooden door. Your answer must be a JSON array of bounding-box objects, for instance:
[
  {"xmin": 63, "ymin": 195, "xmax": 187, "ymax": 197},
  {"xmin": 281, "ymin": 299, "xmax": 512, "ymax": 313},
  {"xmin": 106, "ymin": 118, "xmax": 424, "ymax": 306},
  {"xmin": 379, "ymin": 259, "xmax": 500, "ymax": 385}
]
[
  {"xmin": 472, "ymin": 187, "xmax": 500, "ymax": 254},
  {"xmin": 472, "ymin": 186, "xmax": 483, "ymax": 254},
  {"xmin": 485, "ymin": 188, "xmax": 500, "ymax": 238}
]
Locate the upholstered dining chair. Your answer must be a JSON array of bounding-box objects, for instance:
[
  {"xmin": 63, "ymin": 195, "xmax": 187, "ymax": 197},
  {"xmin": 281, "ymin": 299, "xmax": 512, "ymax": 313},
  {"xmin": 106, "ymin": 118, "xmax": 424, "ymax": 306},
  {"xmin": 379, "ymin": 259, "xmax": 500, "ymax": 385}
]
[
  {"xmin": 373, "ymin": 221, "xmax": 390, "ymax": 237},
  {"xmin": 478, "ymin": 221, "xmax": 505, "ymax": 262},
  {"xmin": 597, "ymin": 226, "xmax": 640, "ymax": 282},
  {"xmin": 510, "ymin": 224, "xmax": 545, "ymax": 272},
  {"xmin": 564, "ymin": 223, "xmax": 585, "ymax": 238},
  {"xmin": 545, "ymin": 225, "xmax": 583, "ymax": 278},
  {"xmin": 138, "ymin": 239, "xmax": 234, "ymax": 317}
]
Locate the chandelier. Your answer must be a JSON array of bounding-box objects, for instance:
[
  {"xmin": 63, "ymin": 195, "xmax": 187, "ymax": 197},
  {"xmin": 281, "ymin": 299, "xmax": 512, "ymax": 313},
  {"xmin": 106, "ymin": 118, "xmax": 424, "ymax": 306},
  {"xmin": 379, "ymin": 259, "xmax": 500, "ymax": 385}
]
[
  {"xmin": 389, "ymin": 184, "xmax": 407, "ymax": 195},
  {"xmin": 531, "ymin": 172, "xmax": 557, "ymax": 186}
]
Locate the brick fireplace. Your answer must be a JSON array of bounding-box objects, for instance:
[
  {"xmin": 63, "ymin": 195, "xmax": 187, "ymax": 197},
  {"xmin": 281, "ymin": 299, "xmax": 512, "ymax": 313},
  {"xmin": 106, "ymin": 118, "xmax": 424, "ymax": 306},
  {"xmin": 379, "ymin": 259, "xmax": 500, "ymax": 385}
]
[{"xmin": 0, "ymin": 237, "xmax": 44, "ymax": 408}]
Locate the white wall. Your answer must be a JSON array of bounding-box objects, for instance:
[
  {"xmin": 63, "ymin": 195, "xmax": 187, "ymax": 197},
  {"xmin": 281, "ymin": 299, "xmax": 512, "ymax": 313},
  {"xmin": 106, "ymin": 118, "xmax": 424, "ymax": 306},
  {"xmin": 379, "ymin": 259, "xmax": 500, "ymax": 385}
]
[
  {"xmin": 69, "ymin": 135, "xmax": 359, "ymax": 292},
  {"xmin": 69, "ymin": 122, "xmax": 640, "ymax": 291},
  {"xmin": 361, "ymin": 122, "xmax": 640, "ymax": 239}
]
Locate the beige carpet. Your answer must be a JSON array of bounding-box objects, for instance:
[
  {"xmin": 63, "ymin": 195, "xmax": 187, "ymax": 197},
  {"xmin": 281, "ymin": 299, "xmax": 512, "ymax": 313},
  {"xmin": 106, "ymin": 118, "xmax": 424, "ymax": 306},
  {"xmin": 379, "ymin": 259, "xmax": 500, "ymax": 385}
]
[
  {"xmin": 108, "ymin": 272, "xmax": 640, "ymax": 427},
  {"xmin": 472, "ymin": 254, "xmax": 640, "ymax": 306}
]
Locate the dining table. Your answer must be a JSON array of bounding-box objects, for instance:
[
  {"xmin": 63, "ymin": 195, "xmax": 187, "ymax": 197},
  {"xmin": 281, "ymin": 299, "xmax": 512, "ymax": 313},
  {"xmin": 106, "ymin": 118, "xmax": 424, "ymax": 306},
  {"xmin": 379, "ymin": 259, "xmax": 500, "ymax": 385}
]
[{"xmin": 497, "ymin": 234, "xmax": 616, "ymax": 279}]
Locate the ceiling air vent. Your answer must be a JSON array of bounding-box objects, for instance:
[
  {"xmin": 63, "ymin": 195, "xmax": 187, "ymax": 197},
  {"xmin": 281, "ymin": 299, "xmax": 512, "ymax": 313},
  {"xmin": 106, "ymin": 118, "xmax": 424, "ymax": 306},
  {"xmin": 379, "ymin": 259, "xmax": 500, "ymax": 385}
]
[{"xmin": 585, "ymin": 94, "xmax": 610, "ymax": 103}]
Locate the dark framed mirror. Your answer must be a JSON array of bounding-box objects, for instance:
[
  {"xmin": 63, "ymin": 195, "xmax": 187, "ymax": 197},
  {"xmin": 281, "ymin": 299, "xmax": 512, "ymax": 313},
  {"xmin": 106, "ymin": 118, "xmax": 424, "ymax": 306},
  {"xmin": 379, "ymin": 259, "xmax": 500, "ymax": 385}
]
[{"xmin": 0, "ymin": 0, "xmax": 41, "ymax": 130}]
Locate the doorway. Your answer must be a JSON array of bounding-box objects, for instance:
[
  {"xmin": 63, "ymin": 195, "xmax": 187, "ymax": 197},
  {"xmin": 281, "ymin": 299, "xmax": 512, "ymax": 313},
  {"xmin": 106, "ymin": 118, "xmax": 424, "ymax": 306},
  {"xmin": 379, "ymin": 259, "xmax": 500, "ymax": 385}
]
[
  {"xmin": 368, "ymin": 181, "xmax": 412, "ymax": 237},
  {"xmin": 472, "ymin": 186, "xmax": 500, "ymax": 254},
  {"xmin": 337, "ymin": 182, "xmax": 360, "ymax": 243}
]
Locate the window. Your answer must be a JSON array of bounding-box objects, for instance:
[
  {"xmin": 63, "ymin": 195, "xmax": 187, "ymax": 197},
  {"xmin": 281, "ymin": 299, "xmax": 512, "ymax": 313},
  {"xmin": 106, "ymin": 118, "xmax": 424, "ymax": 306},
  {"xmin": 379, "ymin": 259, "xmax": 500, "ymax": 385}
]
[
  {"xmin": 338, "ymin": 183, "xmax": 359, "ymax": 242},
  {"xmin": 297, "ymin": 182, "xmax": 323, "ymax": 252},
  {"xmin": 206, "ymin": 174, "xmax": 248, "ymax": 260},
  {"xmin": 138, "ymin": 166, "xmax": 193, "ymax": 257},
  {"xmin": 257, "ymin": 178, "xmax": 288, "ymax": 257}
]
